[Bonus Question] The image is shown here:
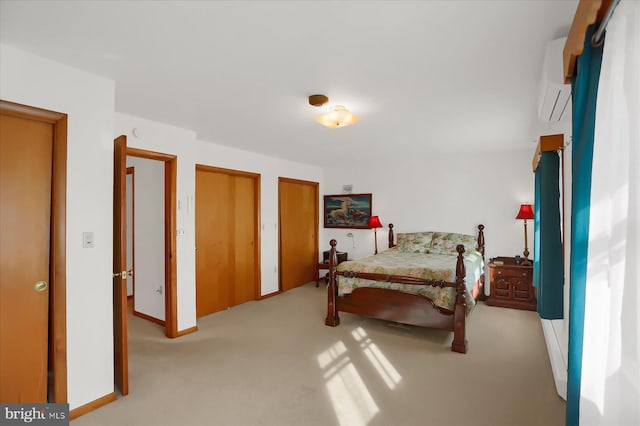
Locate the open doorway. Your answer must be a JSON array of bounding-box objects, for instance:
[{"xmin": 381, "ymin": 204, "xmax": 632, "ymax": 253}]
[
  {"xmin": 113, "ymin": 137, "xmax": 178, "ymax": 396},
  {"xmin": 126, "ymin": 159, "xmax": 167, "ymax": 326}
]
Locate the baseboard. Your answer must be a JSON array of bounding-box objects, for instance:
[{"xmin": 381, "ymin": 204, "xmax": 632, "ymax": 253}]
[
  {"xmin": 133, "ymin": 310, "xmax": 165, "ymax": 326},
  {"xmin": 260, "ymin": 290, "xmax": 280, "ymax": 300},
  {"xmin": 175, "ymin": 325, "xmax": 198, "ymax": 337},
  {"xmin": 541, "ymin": 319, "xmax": 567, "ymax": 400},
  {"xmin": 69, "ymin": 392, "xmax": 116, "ymax": 419}
]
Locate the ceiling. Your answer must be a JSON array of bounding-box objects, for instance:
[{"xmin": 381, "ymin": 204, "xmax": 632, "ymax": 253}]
[{"xmin": 0, "ymin": 0, "xmax": 577, "ymax": 167}]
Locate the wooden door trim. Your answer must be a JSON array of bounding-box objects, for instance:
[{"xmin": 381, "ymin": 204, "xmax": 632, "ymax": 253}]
[
  {"xmin": 196, "ymin": 164, "xmax": 259, "ymax": 179},
  {"xmin": 0, "ymin": 99, "xmax": 68, "ymax": 402},
  {"xmin": 278, "ymin": 177, "xmax": 320, "ymax": 292},
  {"xmin": 195, "ymin": 164, "xmax": 262, "ymax": 301},
  {"xmin": 125, "ymin": 147, "xmax": 178, "ymax": 338}
]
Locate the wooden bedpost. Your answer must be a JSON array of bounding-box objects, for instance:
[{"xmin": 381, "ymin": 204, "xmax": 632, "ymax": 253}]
[
  {"xmin": 451, "ymin": 244, "xmax": 468, "ymax": 354},
  {"xmin": 477, "ymin": 224, "xmax": 485, "ymax": 260},
  {"xmin": 325, "ymin": 239, "xmax": 340, "ymax": 327},
  {"xmin": 476, "ymin": 224, "xmax": 487, "ymax": 301},
  {"xmin": 388, "ymin": 223, "xmax": 395, "ymax": 248}
]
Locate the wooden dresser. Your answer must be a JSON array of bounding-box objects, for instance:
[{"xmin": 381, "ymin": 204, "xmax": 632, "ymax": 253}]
[{"xmin": 486, "ymin": 256, "xmax": 536, "ymax": 311}]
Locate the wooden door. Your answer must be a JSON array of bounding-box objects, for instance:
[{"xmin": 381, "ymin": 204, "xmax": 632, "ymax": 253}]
[
  {"xmin": 0, "ymin": 114, "xmax": 52, "ymax": 402},
  {"xmin": 113, "ymin": 135, "xmax": 128, "ymax": 395},
  {"xmin": 279, "ymin": 178, "xmax": 318, "ymax": 292},
  {"xmin": 196, "ymin": 167, "xmax": 258, "ymax": 317},
  {"xmin": 195, "ymin": 169, "xmax": 232, "ymax": 317},
  {"xmin": 233, "ymin": 175, "xmax": 257, "ymax": 305}
]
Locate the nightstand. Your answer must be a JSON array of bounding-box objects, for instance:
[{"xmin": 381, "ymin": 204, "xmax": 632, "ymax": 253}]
[
  {"xmin": 486, "ymin": 256, "xmax": 536, "ymax": 311},
  {"xmin": 316, "ymin": 251, "xmax": 348, "ymax": 287}
]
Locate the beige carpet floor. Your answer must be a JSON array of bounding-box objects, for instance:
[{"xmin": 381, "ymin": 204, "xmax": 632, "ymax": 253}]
[{"xmin": 73, "ymin": 283, "xmax": 565, "ymax": 426}]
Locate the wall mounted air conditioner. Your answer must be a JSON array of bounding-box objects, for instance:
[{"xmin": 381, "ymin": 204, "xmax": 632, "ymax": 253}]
[{"xmin": 538, "ymin": 37, "xmax": 572, "ymax": 122}]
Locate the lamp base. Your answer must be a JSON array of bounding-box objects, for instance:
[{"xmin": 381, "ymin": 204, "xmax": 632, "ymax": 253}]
[{"xmin": 520, "ymin": 258, "xmax": 532, "ymax": 266}]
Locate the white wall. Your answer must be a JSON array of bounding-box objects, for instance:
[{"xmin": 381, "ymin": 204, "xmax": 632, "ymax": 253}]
[
  {"xmin": 126, "ymin": 174, "xmax": 134, "ymax": 296},
  {"xmin": 0, "ymin": 44, "xmax": 115, "ymax": 409},
  {"xmin": 115, "ymin": 113, "xmax": 325, "ymax": 328},
  {"xmin": 323, "ymin": 150, "xmax": 535, "ymax": 272},
  {"xmin": 126, "ymin": 157, "xmax": 165, "ymax": 321}
]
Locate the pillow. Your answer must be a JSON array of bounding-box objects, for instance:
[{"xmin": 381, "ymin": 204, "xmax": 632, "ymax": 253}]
[
  {"xmin": 430, "ymin": 232, "xmax": 477, "ymax": 255},
  {"xmin": 396, "ymin": 232, "xmax": 434, "ymax": 253}
]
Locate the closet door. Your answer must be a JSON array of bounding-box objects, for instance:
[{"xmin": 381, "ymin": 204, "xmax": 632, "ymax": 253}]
[
  {"xmin": 279, "ymin": 178, "xmax": 318, "ymax": 292},
  {"xmin": 0, "ymin": 113, "xmax": 52, "ymax": 402},
  {"xmin": 232, "ymin": 174, "xmax": 257, "ymax": 305},
  {"xmin": 196, "ymin": 169, "xmax": 232, "ymax": 317},
  {"xmin": 195, "ymin": 166, "xmax": 259, "ymax": 318}
]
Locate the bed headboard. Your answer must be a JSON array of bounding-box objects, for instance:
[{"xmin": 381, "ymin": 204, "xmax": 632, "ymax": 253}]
[{"xmin": 386, "ymin": 223, "xmax": 485, "ymax": 259}]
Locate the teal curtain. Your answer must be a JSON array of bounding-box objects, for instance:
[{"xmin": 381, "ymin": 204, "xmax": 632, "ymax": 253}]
[
  {"xmin": 533, "ymin": 170, "xmax": 541, "ymax": 288},
  {"xmin": 566, "ymin": 25, "xmax": 603, "ymax": 426},
  {"xmin": 533, "ymin": 151, "xmax": 563, "ymax": 319}
]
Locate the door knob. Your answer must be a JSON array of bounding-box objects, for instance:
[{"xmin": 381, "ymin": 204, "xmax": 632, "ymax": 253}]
[
  {"xmin": 34, "ymin": 281, "xmax": 48, "ymax": 292},
  {"xmin": 113, "ymin": 270, "xmax": 130, "ymax": 279}
]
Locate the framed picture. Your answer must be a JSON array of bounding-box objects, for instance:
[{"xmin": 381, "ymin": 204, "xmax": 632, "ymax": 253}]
[{"xmin": 324, "ymin": 193, "xmax": 372, "ymax": 229}]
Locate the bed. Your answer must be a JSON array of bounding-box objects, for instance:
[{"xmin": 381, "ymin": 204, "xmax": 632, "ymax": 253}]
[{"xmin": 325, "ymin": 224, "xmax": 485, "ymax": 353}]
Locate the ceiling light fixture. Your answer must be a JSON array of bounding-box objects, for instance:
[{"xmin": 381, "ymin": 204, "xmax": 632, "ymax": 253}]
[
  {"xmin": 308, "ymin": 94, "xmax": 329, "ymax": 107},
  {"xmin": 308, "ymin": 94, "xmax": 360, "ymax": 129}
]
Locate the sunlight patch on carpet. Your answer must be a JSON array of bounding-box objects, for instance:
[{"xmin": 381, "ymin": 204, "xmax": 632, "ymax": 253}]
[
  {"xmin": 318, "ymin": 340, "xmax": 379, "ymax": 426},
  {"xmin": 352, "ymin": 327, "xmax": 402, "ymax": 390}
]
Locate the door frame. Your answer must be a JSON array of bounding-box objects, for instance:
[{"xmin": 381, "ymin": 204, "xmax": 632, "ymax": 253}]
[
  {"xmin": 0, "ymin": 99, "xmax": 67, "ymax": 402},
  {"xmin": 278, "ymin": 177, "xmax": 319, "ymax": 292},
  {"xmin": 195, "ymin": 164, "xmax": 262, "ymax": 305},
  {"xmin": 126, "ymin": 147, "xmax": 178, "ymax": 337}
]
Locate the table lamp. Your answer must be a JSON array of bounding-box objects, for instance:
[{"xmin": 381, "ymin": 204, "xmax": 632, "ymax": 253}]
[
  {"xmin": 368, "ymin": 215, "xmax": 383, "ymax": 254},
  {"xmin": 516, "ymin": 204, "xmax": 534, "ymax": 266}
]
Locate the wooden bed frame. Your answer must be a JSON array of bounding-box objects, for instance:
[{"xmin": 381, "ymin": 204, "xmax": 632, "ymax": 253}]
[{"xmin": 325, "ymin": 224, "xmax": 485, "ymax": 354}]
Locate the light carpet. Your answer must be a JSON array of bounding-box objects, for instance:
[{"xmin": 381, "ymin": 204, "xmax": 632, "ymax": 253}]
[{"xmin": 73, "ymin": 282, "xmax": 565, "ymax": 426}]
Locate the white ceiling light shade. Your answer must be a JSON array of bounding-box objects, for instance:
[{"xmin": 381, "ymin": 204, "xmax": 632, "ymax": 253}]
[
  {"xmin": 308, "ymin": 94, "xmax": 360, "ymax": 129},
  {"xmin": 314, "ymin": 105, "xmax": 360, "ymax": 128}
]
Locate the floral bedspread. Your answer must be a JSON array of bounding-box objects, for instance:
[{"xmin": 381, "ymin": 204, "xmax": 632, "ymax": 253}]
[{"xmin": 336, "ymin": 248, "xmax": 484, "ymax": 314}]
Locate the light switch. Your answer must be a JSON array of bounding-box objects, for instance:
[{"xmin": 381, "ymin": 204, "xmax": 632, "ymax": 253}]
[{"xmin": 83, "ymin": 232, "xmax": 95, "ymax": 248}]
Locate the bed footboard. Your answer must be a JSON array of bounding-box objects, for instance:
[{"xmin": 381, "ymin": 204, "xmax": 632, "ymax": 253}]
[{"xmin": 325, "ymin": 239, "xmax": 470, "ymax": 354}]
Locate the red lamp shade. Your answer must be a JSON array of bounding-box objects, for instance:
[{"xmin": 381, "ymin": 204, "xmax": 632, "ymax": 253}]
[
  {"xmin": 516, "ymin": 204, "xmax": 534, "ymax": 220},
  {"xmin": 368, "ymin": 215, "xmax": 382, "ymax": 228}
]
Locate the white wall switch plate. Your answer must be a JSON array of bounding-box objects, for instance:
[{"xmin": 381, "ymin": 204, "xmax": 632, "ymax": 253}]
[{"xmin": 83, "ymin": 232, "xmax": 95, "ymax": 248}]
